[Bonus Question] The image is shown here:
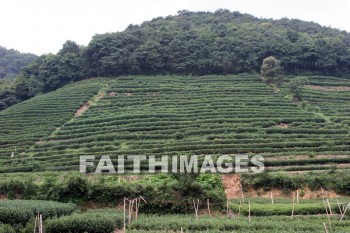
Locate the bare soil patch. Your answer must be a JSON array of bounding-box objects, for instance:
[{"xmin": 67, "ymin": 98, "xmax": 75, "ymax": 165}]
[
  {"xmin": 305, "ymin": 85, "xmax": 350, "ymax": 91},
  {"xmin": 222, "ymin": 174, "xmax": 242, "ymax": 199},
  {"xmin": 75, "ymin": 92, "xmax": 105, "ymax": 117},
  {"xmin": 276, "ymin": 123, "xmax": 289, "ymax": 128}
]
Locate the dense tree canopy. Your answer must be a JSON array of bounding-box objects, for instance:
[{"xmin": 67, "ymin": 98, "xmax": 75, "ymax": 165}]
[
  {"xmin": 0, "ymin": 47, "xmax": 37, "ymax": 80},
  {"xmin": 2, "ymin": 10, "xmax": 350, "ymax": 111},
  {"xmin": 84, "ymin": 10, "xmax": 350, "ymax": 77}
]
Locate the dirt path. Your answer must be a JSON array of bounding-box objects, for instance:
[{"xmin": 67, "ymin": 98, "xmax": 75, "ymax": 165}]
[{"xmin": 75, "ymin": 92, "xmax": 105, "ymax": 117}]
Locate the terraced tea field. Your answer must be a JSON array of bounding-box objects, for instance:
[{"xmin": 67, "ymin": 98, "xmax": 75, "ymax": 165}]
[
  {"xmin": 302, "ymin": 76, "xmax": 350, "ymax": 127},
  {"xmin": 0, "ymin": 79, "xmax": 102, "ymax": 172},
  {"xmin": 1, "ymin": 75, "xmax": 349, "ymax": 173}
]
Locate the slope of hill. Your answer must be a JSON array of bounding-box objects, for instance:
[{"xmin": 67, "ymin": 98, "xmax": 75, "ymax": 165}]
[
  {"xmin": 3, "ymin": 10, "xmax": 350, "ymax": 112},
  {"xmin": 1, "ymin": 74, "xmax": 350, "ymax": 173},
  {"xmin": 0, "ymin": 79, "xmax": 102, "ymax": 172},
  {"xmin": 0, "ymin": 46, "xmax": 37, "ymax": 80}
]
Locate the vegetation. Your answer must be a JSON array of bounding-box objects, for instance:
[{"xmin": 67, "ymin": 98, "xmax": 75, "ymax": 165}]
[
  {"xmin": 126, "ymin": 215, "xmax": 350, "ymax": 232},
  {"xmin": 0, "ymin": 79, "xmax": 101, "ymax": 161},
  {"xmin": 1, "ymin": 75, "xmax": 348, "ymax": 173},
  {"xmin": 0, "ymin": 173, "xmax": 225, "ymax": 214},
  {"xmin": 241, "ymin": 171, "xmax": 350, "ymax": 194},
  {"xmin": 286, "ymin": 76, "xmax": 309, "ymax": 100},
  {"xmin": 0, "ymin": 200, "xmax": 76, "ymax": 226},
  {"xmin": 260, "ymin": 56, "xmax": 283, "ymax": 86},
  {"xmin": 3, "ymin": 10, "xmax": 350, "ymax": 110},
  {"xmin": 45, "ymin": 209, "xmax": 123, "ymax": 233},
  {"xmin": 0, "ymin": 46, "xmax": 37, "ymax": 80}
]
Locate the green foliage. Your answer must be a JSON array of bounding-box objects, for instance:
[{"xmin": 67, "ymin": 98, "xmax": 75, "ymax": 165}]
[
  {"xmin": 0, "ymin": 224, "xmax": 15, "ymax": 233},
  {"xmin": 45, "ymin": 209, "xmax": 123, "ymax": 233},
  {"xmin": 1, "ymin": 75, "xmax": 350, "ymax": 174},
  {"xmin": 260, "ymin": 56, "xmax": 283, "ymax": 80},
  {"xmin": 127, "ymin": 215, "xmax": 350, "ymax": 232},
  {"xmin": 241, "ymin": 171, "xmax": 350, "ymax": 194},
  {"xmin": 286, "ymin": 77, "xmax": 309, "ymax": 100},
  {"xmin": 0, "ymin": 200, "xmax": 76, "ymax": 226},
  {"xmin": 0, "ymin": 46, "xmax": 37, "ymax": 80},
  {"xmin": 4, "ymin": 10, "xmax": 350, "ymax": 110}
]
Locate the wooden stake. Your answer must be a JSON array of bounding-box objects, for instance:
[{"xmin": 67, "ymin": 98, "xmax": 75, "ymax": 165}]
[
  {"xmin": 323, "ymin": 222, "xmax": 329, "ymax": 233},
  {"xmin": 181, "ymin": 227, "xmax": 183, "ymax": 233},
  {"xmin": 140, "ymin": 195, "xmax": 147, "ymax": 203},
  {"xmin": 336, "ymin": 199, "xmax": 343, "ymax": 215},
  {"xmin": 291, "ymin": 193, "xmax": 295, "ymax": 219},
  {"xmin": 248, "ymin": 200, "xmax": 251, "ymax": 221},
  {"xmin": 128, "ymin": 199, "xmax": 134, "ymax": 224},
  {"xmin": 327, "ymin": 199, "xmax": 333, "ymax": 216},
  {"xmin": 240, "ymin": 184, "xmax": 245, "ymax": 203},
  {"xmin": 39, "ymin": 214, "xmax": 43, "ymax": 233},
  {"xmin": 135, "ymin": 198, "xmax": 139, "ymax": 220},
  {"xmin": 193, "ymin": 199, "xmax": 199, "ymax": 220},
  {"xmin": 207, "ymin": 199, "xmax": 211, "ymax": 216},
  {"xmin": 321, "ymin": 187, "xmax": 325, "ymax": 201},
  {"xmin": 323, "ymin": 200, "xmax": 332, "ymax": 228},
  {"xmin": 33, "ymin": 215, "xmax": 38, "ymax": 233},
  {"xmin": 238, "ymin": 200, "xmax": 241, "ymax": 217},
  {"xmin": 340, "ymin": 202, "xmax": 350, "ymax": 221},
  {"xmin": 270, "ymin": 192, "xmax": 274, "ymax": 204},
  {"xmin": 226, "ymin": 199, "xmax": 229, "ymax": 217},
  {"xmin": 123, "ymin": 198, "xmax": 126, "ymax": 232},
  {"xmin": 296, "ymin": 190, "xmax": 299, "ymax": 204}
]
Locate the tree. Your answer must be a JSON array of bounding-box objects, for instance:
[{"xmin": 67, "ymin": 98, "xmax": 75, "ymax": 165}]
[
  {"xmin": 260, "ymin": 56, "xmax": 283, "ymax": 80},
  {"xmin": 286, "ymin": 77, "xmax": 309, "ymax": 100}
]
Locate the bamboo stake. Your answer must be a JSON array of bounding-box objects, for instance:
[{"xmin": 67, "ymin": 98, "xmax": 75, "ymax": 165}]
[
  {"xmin": 240, "ymin": 184, "xmax": 245, "ymax": 203},
  {"xmin": 128, "ymin": 199, "xmax": 134, "ymax": 224},
  {"xmin": 135, "ymin": 198, "xmax": 139, "ymax": 220},
  {"xmin": 123, "ymin": 198, "xmax": 126, "ymax": 232},
  {"xmin": 193, "ymin": 199, "xmax": 199, "ymax": 220},
  {"xmin": 39, "ymin": 214, "xmax": 43, "ymax": 233},
  {"xmin": 207, "ymin": 199, "xmax": 211, "ymax": 216},
  {"xmin": 140, "ymin": 195, "xmax": 147, "ymax": 203},
  {"xmin": 291, "ymin": 193, "xmax": 295, "ymax": 219},
  {"xmin": 336, "ymin": 199, "xmax": 343, "ymax": 215},
  {"xmin": 33, "ymin": 215, "xmax": 38, "ymax": 233},
  {"xmin": 323, "ymin": 222, "xmax": 329, "ymax": 233},
  {"xmin": 248, "ymin": 200, "xmax": 251, "ymax": 221},
  {"xmin": 340, "ymin": 202, "xmax": 350, "ymax": 221},
  {"xmin": 296, "ymin": 190, "xmax": 299, "ymax": 204},
  {"xmin": 226, "ymin": 199, "xmax": 229, "ymax": 217},
  {"xmin": 181, "ymin": 227, "xmax": 183, "ymax": 233},
  {"xmin": 270, "ymin": 192, "xmax": 274, "ymax": 204},
  {"xmin": 327, "ymin": 199, "xmax": 333, "ymax": 216},
  {"xmin": 321, "ymin": 187, "xmax": 325, "ymax": 201},
  {"xmin": 323, "ymin": 199, "xmax": 331, "ymax": 228},
  {"xmin": 238, "ymin": 200, "xmax": 241, "ymax": 217}
]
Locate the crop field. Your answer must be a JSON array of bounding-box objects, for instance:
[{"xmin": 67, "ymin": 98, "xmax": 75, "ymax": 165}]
[
  {"xmin": 0, "ymin": 79, "xmax": 102, "ymax": 172},
  {"xmin": 1, "ymin": 199, "xmax": 350, "ymax": 233},
  {"xmin": 1, "ymin": 75, "xmax": 350, "ymax": 232},
  {"xmin": 302, "ymin": 76, "xmax": 350, "ymax": 127},
  {"xmin": 0, "ymin": 75, "xmax": 350, "ymax": 173}
]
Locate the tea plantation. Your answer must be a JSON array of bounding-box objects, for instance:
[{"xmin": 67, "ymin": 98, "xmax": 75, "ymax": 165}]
[{"xmin": 1, "ymin": 74, "xmax": 349, "ymax": 172}]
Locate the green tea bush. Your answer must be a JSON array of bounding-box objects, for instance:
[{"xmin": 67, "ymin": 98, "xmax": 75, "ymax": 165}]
[
  {"xmin": 45, "ymin": 209, "xmax": 123, "ymax": 233},
  {"xmin": 0, "ymin": 200, "xmax": 77, "ymax": 226}
]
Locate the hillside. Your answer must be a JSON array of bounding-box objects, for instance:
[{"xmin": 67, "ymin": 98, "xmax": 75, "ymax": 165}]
[
  {"xmin": 1, "ymin": 74, "xmax": 350, "ymax": 173},
  {"xmin": 2, "ymin": 10, "xmax": 350, "ymax": 111},
  {"xmin": 0, "ymin": 46, "xmax": 37, "ymax": 80}
]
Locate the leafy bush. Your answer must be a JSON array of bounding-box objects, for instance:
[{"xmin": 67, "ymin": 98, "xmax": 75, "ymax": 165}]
[
  {"xmin": 0, "ymin": 200, "xmax": 77, "ymax": 226},
  {"xmin": 45, "ymin": 209, "xmax": 123, "ymax": 233}
]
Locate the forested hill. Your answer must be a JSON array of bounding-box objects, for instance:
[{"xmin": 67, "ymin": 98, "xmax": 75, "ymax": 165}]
[
  {"xmin": 0, "ymin": 46, "xmax": 37, "ymax": 80},
  {"xmin": 85, "ymin": 10, "xmax": 350, "ymax": 77},
  {"xmin": 2, "ymin": 9, "xmax": 350, "ymax": 111}
]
